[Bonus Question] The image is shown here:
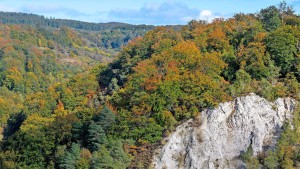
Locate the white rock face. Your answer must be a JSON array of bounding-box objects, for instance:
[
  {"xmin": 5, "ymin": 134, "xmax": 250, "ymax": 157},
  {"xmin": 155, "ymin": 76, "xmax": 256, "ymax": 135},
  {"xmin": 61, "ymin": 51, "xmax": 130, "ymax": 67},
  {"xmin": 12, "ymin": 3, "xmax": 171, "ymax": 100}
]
[{"xmin": 152, "ymin": 94, "xmax": 296, "ymax": 169}]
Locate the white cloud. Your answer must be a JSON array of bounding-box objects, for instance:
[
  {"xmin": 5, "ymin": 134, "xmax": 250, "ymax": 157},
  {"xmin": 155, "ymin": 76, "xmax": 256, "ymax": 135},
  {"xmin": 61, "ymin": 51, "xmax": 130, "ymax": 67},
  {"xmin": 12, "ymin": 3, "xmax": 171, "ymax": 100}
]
[
  {"xmin": 198, "ymin": 10, "xmax": 222, "ymax": 23},
  {"xmin": 200, "ymin": 10, "xmax": 212, "ymax": 18}
]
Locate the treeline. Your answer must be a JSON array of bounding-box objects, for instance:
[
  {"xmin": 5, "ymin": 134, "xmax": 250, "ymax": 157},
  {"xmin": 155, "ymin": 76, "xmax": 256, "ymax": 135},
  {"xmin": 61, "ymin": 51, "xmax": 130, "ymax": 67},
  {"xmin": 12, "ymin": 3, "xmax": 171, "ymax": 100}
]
[
  {"xmin": 0, "ymin": 12, "xmax": 182, "ymax": 50},
  {"xmin": 0, "ymin": 12, "xmax": 156, "ymax": 31},
  {"xmin": 0, "ymin": 2, "xmax": 300, "ymax": 169}
]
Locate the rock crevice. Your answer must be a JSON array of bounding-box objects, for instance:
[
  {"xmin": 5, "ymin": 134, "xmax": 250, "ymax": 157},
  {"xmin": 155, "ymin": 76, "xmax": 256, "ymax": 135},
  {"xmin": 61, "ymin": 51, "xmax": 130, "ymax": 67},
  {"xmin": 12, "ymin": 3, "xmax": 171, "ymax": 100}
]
[{"xmin": 152, "ymin": 94, "xmax": 296, "ymax": 169}]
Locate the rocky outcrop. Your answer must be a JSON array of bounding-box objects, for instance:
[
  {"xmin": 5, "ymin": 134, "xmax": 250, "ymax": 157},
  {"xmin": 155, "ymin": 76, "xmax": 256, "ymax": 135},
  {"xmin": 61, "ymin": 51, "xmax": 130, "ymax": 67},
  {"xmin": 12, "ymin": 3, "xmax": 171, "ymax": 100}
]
[{"xmin": 152, "ymin": 94, "xmax": 296, "ymax": 169}]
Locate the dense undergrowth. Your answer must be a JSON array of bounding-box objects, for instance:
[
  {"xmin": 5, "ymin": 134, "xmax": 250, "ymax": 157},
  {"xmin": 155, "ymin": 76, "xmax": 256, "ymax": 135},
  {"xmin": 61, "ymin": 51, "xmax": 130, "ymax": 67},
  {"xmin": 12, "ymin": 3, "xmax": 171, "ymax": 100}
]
[{"xmin": 0, "ymin": 2, "xmax": 300, "ymax": 169}]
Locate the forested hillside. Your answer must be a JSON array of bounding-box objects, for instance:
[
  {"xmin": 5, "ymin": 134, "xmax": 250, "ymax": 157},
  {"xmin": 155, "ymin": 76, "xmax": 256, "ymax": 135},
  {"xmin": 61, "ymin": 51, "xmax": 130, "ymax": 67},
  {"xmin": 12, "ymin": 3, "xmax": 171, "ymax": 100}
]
[
  {"xmin": 1, "ymin": 2, "xmax": 300, "ymax": 169},
  {"xmin": 0, "ymin": 12, "xmax": 156, "ymax": 31},
  {"xmin": 0, "ymin": 12, "xmax": 181, "ymax": 50}
]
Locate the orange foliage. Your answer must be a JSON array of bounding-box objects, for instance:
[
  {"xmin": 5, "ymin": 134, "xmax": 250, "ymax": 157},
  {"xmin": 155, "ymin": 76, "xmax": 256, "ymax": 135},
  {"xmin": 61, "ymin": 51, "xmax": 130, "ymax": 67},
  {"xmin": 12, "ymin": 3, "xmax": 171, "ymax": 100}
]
[
  {"xmin": 207, "ymin": 26, "xmax": 230, "ymax": 52},
  {"xmin": 31, "ymin": 47, "xmax": 43, "ymax": 56},
  {"xmin": 3, "ymin": 45, "xmax": 14, "ymax": 53},
  {"xmin": 132, "ymin": 59, "xmax": 161, "ymax": 91},
  {"xmin": 54, "ymin": 100, "xmax": 68, "ymax": 116}
]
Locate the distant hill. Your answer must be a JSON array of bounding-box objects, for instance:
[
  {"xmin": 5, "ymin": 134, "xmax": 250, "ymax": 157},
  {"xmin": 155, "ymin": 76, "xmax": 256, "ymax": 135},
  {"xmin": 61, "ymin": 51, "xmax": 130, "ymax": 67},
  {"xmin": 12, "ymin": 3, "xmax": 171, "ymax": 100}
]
[
  {"xmin": 0, "ymin": 12, "xmax": 181, "ymax": 50},
  {"xmin": 0, "ymin": 12, "xmax": 156, "ymax": 31}
]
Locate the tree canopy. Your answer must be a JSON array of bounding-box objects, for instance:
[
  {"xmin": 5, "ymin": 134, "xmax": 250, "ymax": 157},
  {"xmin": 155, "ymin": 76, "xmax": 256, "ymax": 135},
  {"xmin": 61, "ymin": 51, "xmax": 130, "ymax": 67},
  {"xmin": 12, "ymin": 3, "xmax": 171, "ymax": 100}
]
[{"xmin": 1, "ymin": 2, "xmax": 300, "ymax": 168}]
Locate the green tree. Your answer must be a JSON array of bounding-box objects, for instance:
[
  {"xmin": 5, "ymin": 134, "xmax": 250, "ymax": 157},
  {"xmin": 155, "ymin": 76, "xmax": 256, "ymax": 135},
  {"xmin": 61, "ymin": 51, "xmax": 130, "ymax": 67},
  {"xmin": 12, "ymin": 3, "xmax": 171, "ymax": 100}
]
[
  {"xmin": 2, "ymin": 114, "xmax": 56, "ymax": 168},
  {"xmin": 266, "ymin": 26, "xmax": 300, "ymax": 76},
  {"xmin": 259, "ymin": 6, "xmax": 281, "ymax": 31},
  {"xmin": 231, "ymin": 69, "xmax": 252, "ymax": 95},
  {"xmin": 108, "ymin": 140, "xmax": 130, "ymax": 168},
  {"xmin": 59, "ymin": 143, "xmax": 81, "ymax": 169},
  {"xmin": 95, "ymin": 105, "xmax": 115, "ymax": 131},
  {"xmin": 264, "ymin": 150, "xmax": 279, "ymax": 169},
  {"xmin": 90, "ymin": 146, "xmax": 114, "ymax": 169},
  {"xmin": 75, "ymin": 148, "xmax": 92, "ymax": 169},
  {"xmin": 71, "ymin": 121, "xmax": 86, "ymax": 145},
  {"xmin": 4, "ymin": 111, "xmax": 26, "ymax": 138},
  {"xmin": 87, "ymin": 121, "xmax": 107, "ymax": 152},
  {"xmin": 242, "ymin": 146, "xmax": 260, "ymax": 169},
  {"xmin": 52, "ymin": 114, "xmax": 79, "ymax": 145}
]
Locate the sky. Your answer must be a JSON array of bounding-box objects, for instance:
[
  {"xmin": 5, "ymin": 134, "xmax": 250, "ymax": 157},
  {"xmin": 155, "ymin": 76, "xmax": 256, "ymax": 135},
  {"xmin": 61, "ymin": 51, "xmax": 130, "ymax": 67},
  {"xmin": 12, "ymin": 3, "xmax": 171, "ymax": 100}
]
[{"xmin": 0, "ymin": 0, "xmax": 299, "ymax": 25}]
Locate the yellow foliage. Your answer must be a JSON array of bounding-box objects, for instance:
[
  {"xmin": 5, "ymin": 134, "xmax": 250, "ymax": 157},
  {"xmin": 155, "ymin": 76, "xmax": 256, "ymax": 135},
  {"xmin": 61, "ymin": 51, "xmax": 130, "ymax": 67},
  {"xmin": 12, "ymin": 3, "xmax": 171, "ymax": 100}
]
[
  {"xmin": 20, "ymin": 114, "xmax": 54, "ymax": 133},
  {"xmin": 54, "ymin": 100, "xmax": 69, "ymax": 116}
]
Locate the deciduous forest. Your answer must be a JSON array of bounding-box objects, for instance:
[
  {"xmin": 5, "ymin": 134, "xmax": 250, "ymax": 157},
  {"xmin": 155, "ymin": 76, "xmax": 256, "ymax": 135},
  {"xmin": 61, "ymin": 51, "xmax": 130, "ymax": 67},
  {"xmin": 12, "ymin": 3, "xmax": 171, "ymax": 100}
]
[{"xmin": 0, "ymin": 2, "xmax": 300, "ymax": 168}]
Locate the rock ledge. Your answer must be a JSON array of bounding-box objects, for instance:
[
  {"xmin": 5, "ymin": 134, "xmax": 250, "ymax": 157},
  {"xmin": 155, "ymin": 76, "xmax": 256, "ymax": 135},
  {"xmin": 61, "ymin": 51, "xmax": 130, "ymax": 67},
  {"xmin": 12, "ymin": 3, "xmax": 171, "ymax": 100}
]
[{"xmin": 152, "ymin": 94, "xmax": 296, "ymax": 169}]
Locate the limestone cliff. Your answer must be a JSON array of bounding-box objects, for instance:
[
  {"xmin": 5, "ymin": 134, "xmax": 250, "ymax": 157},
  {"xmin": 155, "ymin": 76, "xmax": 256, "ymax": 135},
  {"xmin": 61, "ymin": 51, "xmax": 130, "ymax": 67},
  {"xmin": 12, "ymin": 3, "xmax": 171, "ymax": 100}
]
[{"xmin": 152, "ymin": 94, "xmax": 296, "ymax": 169}]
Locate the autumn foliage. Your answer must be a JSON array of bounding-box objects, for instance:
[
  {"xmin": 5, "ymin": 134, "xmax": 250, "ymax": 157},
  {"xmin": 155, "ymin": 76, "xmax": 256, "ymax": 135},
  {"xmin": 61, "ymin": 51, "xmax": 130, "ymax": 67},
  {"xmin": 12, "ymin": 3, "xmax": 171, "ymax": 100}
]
[{"xmin": 1, "ymin": 2, "xmax": 300, "ymax": 168}]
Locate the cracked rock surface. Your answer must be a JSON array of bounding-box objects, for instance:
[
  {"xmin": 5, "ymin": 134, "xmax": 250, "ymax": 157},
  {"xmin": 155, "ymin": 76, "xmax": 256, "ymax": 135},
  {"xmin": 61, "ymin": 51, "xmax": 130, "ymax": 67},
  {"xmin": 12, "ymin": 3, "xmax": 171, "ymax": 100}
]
[{"xmin": 152, "ymin": 94, "xmax": 296, "ymax": 169}]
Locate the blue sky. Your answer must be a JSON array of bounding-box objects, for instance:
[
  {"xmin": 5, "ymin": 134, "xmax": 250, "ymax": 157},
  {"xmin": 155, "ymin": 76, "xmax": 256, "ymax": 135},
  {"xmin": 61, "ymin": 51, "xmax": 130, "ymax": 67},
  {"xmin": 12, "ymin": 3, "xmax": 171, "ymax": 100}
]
[{"xmin": 0, "ymin": 0, "xmax": 299, "ymax": 25}]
